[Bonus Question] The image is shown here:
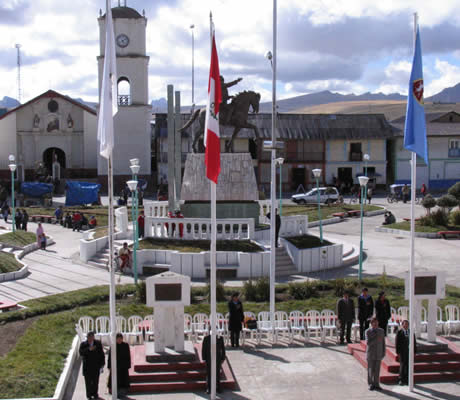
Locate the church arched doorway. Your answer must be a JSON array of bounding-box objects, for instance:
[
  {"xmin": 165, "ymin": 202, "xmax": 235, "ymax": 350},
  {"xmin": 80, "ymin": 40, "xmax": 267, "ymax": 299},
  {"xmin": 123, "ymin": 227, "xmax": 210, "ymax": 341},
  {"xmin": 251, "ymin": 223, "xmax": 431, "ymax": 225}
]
[{"xmin": 43, "ymin": 148, "xmax": 66, "ymax": 178}]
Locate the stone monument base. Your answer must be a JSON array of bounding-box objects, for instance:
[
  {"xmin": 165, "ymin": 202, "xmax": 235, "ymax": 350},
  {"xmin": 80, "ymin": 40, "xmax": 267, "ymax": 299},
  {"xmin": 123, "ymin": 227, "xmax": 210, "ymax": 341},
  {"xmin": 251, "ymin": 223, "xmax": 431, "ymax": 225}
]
[
  {"xmin": 145, "ymin": 340, "xmax": 196, "ymax": 363},
  {"xmin": 182, "ymin": 200, "xmax": 260, "ymax": 223}
]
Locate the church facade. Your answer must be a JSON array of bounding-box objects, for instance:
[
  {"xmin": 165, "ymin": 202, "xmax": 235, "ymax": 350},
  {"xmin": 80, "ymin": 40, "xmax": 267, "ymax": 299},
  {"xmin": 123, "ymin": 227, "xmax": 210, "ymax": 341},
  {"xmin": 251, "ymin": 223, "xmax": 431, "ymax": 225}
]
[{"xmin": 0, "ymin": 90, "xmax": 97, "ymax": 181}]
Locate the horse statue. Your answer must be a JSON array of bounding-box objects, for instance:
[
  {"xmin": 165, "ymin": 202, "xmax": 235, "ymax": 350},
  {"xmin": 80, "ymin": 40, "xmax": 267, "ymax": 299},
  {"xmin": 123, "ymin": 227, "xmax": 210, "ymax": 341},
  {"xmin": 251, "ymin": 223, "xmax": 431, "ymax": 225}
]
[{"xmin": 179, "ymin": 90, "xmax": 261, "ymax": 153}]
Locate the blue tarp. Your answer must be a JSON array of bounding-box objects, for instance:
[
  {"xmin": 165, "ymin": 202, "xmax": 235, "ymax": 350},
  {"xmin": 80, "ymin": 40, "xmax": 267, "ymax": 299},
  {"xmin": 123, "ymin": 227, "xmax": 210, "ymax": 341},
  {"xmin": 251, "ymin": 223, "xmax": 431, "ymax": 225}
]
[
  {"xmin": 65, "ymin": 181, "xmax": 101, "ymax": 206},
  {"xmin": 21, "ymin": 182, "xmax": 53, "ymax": 197}
]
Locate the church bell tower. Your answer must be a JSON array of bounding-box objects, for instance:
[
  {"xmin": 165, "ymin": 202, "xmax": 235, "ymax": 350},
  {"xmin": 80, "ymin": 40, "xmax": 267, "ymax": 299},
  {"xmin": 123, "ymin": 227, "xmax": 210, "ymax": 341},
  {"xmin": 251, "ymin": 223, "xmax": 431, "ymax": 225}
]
[{"xmin": 97, "ymin": 3, "xmax": 151, "ymax": 186}]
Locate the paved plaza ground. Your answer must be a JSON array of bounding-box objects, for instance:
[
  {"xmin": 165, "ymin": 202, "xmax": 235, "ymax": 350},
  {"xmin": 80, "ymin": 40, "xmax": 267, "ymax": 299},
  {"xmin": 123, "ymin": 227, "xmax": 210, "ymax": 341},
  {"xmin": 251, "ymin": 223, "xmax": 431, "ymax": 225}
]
[{"xmin": 70, "ymin": 336, "xmax": 460, "ymax": 400}]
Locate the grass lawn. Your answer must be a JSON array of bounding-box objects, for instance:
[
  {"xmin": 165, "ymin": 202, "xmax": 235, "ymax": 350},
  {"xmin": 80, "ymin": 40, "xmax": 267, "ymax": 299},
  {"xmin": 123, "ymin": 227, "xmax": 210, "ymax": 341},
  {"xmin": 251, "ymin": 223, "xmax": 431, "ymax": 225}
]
[
  {"xmin": 1, "ymin": 279, "xmax": 460, "ymax": 398},
  {"xmin": 285, "ymin": 234, "xmax": 333, "ymax": 249},
  {"xmin": 281, "ymin": 204, "xmax": 382, "ymax": 222},
  {"xmin": 0, "ymin": 231, "xmax": 37, "ymax": 247},
  {"xmin": 384, "ymin": 221, "xmax": 460, "ymax": 233},
  {"xmin": 0, "ymin": 252, "xmax": 22, "ymax": 273},
  {"xmin": 138, "ymin": 238, "xmax": 263, "ymax": 253}
]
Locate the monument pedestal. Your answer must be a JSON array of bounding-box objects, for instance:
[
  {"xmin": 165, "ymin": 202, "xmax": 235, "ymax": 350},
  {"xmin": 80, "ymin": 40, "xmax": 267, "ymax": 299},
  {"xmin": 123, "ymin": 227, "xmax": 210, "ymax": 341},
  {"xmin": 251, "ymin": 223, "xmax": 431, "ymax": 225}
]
[{"xmin": 144, "ymin": 341, "xmax": 196, "ymax": 363}]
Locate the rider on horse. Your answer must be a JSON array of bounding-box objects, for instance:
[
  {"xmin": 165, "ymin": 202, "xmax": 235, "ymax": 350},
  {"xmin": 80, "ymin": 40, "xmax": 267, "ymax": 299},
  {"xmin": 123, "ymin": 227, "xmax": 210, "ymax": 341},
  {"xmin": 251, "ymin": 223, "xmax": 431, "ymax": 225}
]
[{"xmin": 220, "ymin": 76, "xmax": 242, "ymax": 125}]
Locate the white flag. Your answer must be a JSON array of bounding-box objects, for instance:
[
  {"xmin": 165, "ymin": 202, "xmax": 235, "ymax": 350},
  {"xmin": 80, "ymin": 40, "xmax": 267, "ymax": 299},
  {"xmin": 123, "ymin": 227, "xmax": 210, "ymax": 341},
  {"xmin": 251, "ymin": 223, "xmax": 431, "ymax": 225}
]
[{"xmin": 97, "ymin": 0, "xmax": 118, "ymax": 159}]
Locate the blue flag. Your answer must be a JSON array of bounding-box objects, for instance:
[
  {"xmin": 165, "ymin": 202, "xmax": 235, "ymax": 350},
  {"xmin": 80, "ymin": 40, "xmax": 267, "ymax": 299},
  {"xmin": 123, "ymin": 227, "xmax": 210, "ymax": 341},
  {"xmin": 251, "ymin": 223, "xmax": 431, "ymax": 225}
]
[{"xmin": 404, "ymin": 26, "xmax": 428, "ymax": 164}]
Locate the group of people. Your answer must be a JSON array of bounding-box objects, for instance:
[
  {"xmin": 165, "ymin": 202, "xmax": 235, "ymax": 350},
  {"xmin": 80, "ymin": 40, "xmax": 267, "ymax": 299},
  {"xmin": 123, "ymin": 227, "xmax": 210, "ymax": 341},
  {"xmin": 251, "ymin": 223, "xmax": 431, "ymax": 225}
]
[
  {"xmin": 79, "ymin": 332, "xmax": 131, "ymax": 400},
  {"xmin": 1, "ymin": 203, "xmax": 30, "ymax": 231},
  {"xmin": 337, "ymin": 288, "xmax": 415, "ymax": 389},
  {"xmin": 54, "ymin": 206, "xmax": 96, "ymax": 232}
]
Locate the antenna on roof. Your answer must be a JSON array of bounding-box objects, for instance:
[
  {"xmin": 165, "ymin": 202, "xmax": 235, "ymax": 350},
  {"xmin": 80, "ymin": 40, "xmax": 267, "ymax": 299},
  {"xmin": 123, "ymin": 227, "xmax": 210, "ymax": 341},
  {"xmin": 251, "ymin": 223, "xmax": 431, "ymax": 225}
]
[{"xmin": 15, "ymin": 44, "xmax": 22, "ymax": 104}]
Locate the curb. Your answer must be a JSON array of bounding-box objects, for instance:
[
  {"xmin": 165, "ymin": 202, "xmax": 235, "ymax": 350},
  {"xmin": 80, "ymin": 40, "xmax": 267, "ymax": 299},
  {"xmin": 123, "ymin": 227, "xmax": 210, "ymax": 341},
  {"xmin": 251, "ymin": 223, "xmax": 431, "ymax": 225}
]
[
  {"xmin": 374, "ymin": 226, "xmax": 439, "ymax": 239},
  {"xmin": 364, "ymin": 208, "xmax": 387, "ymax": 217}
]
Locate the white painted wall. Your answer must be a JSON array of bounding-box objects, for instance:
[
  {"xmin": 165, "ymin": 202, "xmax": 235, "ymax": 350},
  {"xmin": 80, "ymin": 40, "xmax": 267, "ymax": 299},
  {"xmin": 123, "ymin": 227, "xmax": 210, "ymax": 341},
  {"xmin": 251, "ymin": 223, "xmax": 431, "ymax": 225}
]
[{"xmin": 0, "ymin": 113, "xmax": 17, "ymax": 169}]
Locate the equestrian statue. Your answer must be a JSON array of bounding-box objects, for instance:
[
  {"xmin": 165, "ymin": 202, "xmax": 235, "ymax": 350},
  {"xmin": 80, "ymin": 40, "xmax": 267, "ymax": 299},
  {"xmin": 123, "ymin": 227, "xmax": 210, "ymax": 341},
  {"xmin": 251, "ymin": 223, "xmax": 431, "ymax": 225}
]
[{"xmin": 179, "ymin": 76, "xmax": 261, "ymax": 153}]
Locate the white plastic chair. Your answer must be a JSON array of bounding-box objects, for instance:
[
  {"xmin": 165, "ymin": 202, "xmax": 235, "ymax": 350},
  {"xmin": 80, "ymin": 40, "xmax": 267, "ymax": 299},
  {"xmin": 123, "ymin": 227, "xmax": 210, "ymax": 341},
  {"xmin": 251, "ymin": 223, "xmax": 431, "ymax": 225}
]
[
  {"xmin": 242, "ymin": 311, "xmax": 258, "ymax": 345},
  {"xmin": 437, "ymin": 306, "xmax": 445, "ymax": 334},
  {"xmin": 95, "ymin": 316, "xmax": 111, "ymax": 345},
  {"xmin": 192, "ymin": 313, "xmax": 209, "ymax": 341},
  {"xmin": 351, "ymin": 308, "xmax": 360, "ymax": 342},
  {"xmin": 257, "ymin": 311, "xmax": 274, "ymax": 344},
  {"xmin": 387, "ymin": 307, "xmax": 399, "ymax": 335},
  {"xmin": 215, "ymin": 312, "xmax": 229, "ymax": 344},
  {"xmin": 321, "ymin": 309, "xmax": 338, "ymax": 343},
  {"xmin": 289, "ymin": 311, "xmax": 306, "ymax": 344},
  {"xmin": 184, "ymin": 313, "xmax": 193, "ymax": 341},
  {"xmin": 445, "ymin": 305, "xmax": 460, "ymax": 335},
  {"xmin": 116, "ymin": 315, "xmax": 127, "ymax": 338},
  {"xmin": 126, "ymin": 315, "xmax": 144, "ymax": 345},
  {"xmin": 274, "ymin": 311, "xmax": 291, "ymax": 343},
  {"xmin": 305, "ymin": 310, "xmax": 322, "ymax": 341},
  {"xmin": 75, "ymin": 324, "xmax": 86, "ymax": 342},
  {"xmin": 144, "ymin": 315, "xmax": 155, "ymax": 341},
  {"xmin": 78, "ymin": 316, "xmax": 94, "ymax": 338},
  {"xmin": 398, "ymin": 306, "xmax": 409, "ymax": 323}
]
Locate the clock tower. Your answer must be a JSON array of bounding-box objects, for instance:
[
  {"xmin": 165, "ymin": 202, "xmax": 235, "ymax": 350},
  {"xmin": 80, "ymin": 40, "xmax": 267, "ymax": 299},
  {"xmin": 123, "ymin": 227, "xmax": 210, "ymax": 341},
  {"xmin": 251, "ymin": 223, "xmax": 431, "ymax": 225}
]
[{"xmin": 97, "ymin": 4, "xmax": 151, "ymax": 187}]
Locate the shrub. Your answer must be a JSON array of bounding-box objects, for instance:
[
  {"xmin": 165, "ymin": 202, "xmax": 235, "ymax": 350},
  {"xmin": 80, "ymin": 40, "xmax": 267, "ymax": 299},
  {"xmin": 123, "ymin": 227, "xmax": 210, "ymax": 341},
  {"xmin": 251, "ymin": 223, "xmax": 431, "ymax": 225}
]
[
  {"xmin": 243, "ymin": 277, "xmax": 270, "ymax": 302},
  {"xmin": 437, "ymin": 194, "xmax": 458, "ymax": 213},
  {"xmin": 451, "ymin": 210, "xmax": 460, "ymax": 226},
  {"xmin": 288, "ymin": 281, "xmax": 318, "ymax": 300},
  {"xmin": 421, "ymin": 194, "xmax": 436, "ymax": 215},
  {"xmin": 419, "ymin": 214, "xmax": 435, "ymax": 227},
  {"xmin": 136, "ymin": 281, "xmax": 146, "ymax": 304},
  {"xmin": 205, "ymin": 280, "xmax": 227, "ymax": 302},
  {"xmin": 243, "ymin": 280, "xmax": 257, "ymax": 302},
  {"xmin": 431, "ymin": 209, "xmax": 449, "ymax": 227},
  {"xmin": 333, "ymin": 278, "xmax": 358, "ymax": 297},
  {"xmin": 448, "ymin": 182, "xmax": 460, "ymax": 203}
]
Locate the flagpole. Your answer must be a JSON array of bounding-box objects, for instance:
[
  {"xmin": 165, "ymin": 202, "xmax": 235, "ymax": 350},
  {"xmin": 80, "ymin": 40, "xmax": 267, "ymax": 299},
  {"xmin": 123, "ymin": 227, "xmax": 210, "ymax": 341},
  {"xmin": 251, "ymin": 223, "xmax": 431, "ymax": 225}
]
[
  {"xmin": 408, "ymin": 12, "xmax": 418, "ymax": 392},
  {"xmin": 209, "ymin": 12, "xmax": 217, "ymax": 400},
  {"xmin": 108, "ymin": 154, "xmax": 118, "ymax": 400}
]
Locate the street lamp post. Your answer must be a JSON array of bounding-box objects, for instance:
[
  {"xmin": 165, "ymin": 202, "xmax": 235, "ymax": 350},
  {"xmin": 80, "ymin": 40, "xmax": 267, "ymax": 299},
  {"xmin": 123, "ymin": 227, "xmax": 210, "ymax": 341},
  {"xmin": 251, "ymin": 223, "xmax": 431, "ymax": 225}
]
[
  {"xmin": 275, "ymin": 158, "xmax": 284, "ymax": 215},
  {"xmin": 129, "ymin": 158, "xmax": 140, "ymax": 285},
  {"xmin": 8, "ymin": 155, "xmax": 16, "ymax": 233},
  {"xmin": 312, "ymin": 169, "xmax": 323, "ymax": 243},
  {"xmin": 358, "ymin": 175, "xmax": 369, "ymax": 281},
  {"xmin": 363, "ymin": 153, "xmax": 370, "ymax": 204},
  {"xmin": 190, "ymin": 24, "xmax": 195, "ymax": 110}
]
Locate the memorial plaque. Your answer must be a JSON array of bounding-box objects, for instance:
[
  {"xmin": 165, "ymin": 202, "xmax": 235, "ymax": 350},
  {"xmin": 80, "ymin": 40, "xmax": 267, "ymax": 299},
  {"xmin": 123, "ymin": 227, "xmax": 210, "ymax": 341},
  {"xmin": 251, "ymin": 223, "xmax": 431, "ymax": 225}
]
[
  {"xmin": 414, "ymin": 276, "xmax": 437, "ymax": 295},
  {"xmin": 155, "ymin": 283, "xmax": 182, "ymax": 301}
]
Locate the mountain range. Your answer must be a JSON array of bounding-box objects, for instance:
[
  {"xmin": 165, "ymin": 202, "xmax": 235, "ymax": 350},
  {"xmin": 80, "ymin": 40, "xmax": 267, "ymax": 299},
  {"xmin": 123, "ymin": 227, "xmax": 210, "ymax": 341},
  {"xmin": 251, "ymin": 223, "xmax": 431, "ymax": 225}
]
[{"xmin": 3, "ymin": 82, "xmax": 460, "ymax": 114}]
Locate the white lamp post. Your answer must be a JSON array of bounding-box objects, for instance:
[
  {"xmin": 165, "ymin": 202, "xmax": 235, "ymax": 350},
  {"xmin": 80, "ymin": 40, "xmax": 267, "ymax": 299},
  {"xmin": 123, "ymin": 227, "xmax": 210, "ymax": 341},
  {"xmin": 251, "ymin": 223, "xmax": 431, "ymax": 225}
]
[
  {"xmin": 190, "ymin": 24, "xmax": 195, "ymax": 110},
  {"xmin": 358, "ymin": 175, "xmax": 369, "ymax": 280},
  {"xmin": 363, "ymin": 153, "xmax": 370, "ymax": 204},
  {"xmin": 8, "ymin": 155, "xmax": 16, "ymax": 233},
  {"xmin": 312, "ymin": 168, "xmax": 323, "ymax": 243},
  {"xmin": 129, "ymin": 158, "xmax": 140, "ymax": 285}
]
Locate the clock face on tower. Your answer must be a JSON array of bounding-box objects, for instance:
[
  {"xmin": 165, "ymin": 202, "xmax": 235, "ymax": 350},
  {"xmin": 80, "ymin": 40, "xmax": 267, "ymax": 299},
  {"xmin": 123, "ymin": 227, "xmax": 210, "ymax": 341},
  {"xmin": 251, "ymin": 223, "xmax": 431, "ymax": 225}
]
[{"xmin": 116, "ymin": 34, "xmax": 129, "ymax": 48}]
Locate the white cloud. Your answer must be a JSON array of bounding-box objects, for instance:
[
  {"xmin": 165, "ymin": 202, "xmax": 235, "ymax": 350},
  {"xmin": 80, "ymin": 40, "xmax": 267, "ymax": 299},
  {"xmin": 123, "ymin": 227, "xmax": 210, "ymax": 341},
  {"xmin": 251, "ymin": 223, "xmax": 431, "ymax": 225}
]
[{"xmin": 426, "ymin": 59, "xmax": 460, "ymax": 96}]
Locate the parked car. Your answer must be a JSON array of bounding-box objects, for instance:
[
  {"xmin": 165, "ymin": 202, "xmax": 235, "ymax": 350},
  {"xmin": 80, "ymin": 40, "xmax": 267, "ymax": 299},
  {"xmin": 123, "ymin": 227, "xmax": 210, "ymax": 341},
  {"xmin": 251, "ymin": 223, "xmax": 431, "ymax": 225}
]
[{"xmin": 291, "ymin": 186, "xmax": 340, "ymax": 205}]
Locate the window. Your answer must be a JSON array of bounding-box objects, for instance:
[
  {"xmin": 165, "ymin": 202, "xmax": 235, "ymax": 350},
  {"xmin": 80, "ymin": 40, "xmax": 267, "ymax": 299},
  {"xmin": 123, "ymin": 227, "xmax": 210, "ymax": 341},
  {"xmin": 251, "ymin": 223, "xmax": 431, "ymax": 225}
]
[
  {"xmin": 117, "ymin": 77, "xmax": 131, "ymax": 106},
  {"xmin": 349, "ymin": 143, "xmax": 362, "ymax": 161},
  {"xmin": 449, "ymin": 139, "xmax": 460, "ymax": 158}
]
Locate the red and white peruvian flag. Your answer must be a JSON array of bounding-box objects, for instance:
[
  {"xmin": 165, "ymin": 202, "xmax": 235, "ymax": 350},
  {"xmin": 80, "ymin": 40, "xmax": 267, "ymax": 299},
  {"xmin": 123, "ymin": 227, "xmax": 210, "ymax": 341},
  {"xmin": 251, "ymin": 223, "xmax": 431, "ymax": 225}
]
[{"xmin": 204, "ymin": 30, "xmax": 222, "ymax": 184}]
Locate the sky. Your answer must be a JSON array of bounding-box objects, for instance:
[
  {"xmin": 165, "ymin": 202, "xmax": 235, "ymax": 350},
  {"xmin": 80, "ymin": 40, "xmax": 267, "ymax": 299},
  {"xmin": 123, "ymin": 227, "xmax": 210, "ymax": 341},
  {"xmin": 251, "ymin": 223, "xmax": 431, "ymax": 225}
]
[{"xmin": 2, "ymin": 0, "xmax": 460, "ymax": 105}]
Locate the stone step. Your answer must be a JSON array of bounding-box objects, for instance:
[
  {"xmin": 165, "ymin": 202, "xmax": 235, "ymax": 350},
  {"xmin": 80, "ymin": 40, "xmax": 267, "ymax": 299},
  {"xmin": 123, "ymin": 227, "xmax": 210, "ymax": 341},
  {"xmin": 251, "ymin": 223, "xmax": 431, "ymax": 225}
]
[{"xmin": 87, "ymin": 260, "xmax": 108, "ymax": 269}]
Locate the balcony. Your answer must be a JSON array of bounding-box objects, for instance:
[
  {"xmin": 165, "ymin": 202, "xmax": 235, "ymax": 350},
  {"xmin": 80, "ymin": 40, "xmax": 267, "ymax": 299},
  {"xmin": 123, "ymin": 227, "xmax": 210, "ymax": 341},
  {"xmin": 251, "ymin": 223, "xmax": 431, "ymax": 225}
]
[
  {"xmin": 448, "ymin": 148, "xmax": 460, "ymax": 158},
  {"xmin": 118, "ymin": 95, "xmax": 131, "ymax": 106}
]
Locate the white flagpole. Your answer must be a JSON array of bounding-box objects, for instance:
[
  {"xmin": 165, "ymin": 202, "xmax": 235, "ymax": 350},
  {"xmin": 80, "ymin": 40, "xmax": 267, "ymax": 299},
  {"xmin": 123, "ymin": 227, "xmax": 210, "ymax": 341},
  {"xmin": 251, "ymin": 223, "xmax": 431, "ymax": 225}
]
[
  {"xmin": 209, "ymin": 12, "xmax": 217, "ymax": 400},
  {"xmin": 408, "ymin": 13, "xmax": 418, "ymax": 392}
]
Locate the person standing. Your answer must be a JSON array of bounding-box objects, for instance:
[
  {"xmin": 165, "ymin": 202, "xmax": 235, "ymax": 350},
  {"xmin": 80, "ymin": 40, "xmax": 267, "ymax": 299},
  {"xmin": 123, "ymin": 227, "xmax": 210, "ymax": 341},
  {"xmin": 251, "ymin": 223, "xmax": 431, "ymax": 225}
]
[
  {"xmin": 396, "ymin": 320, "xmax": 416, "ymax": 386},
  {"xmin": 266, "ymin": 208, "xmax": 282, "ymax": 247},
  {"xmin": 108, "ymin": 333, "xmax": 131, "ymax": 397},
  {"xmin": 421, "ymin": 183, "xmax": 427, "ymax": 199},
  {"xmin": 79, "ymin": 331, "xmax": 105, "ymax": 400},
  {"xmin": 367, "ymin": 187, "xmax": 373, "ymax": 204},
  {"xmin": 366, "ymin": 317, "xmax": 386, "ymax": 391},
  {"xmin": 21, "ymin": 209, "xmax": 29, "ymax": 231},
  {"xmin": 54, "ymin": 206, "xmax": 63, "ymax": 225},
  {"xmin": 202, "ymin": 333, "xmax": 226, "ymax": 394},
  {"xmin": 375, "ymin": 292, "xmax": 391, "ymax": 336},
  {"xmin": 358, "ymin": 288, "xmax": 374, "ymax": 341},
  {"xmin": 15, "ymin": 209, "xmax": 22, "ymax": 231},
  {"xmin": 402, "ymin": 184, "xmax": 410, "ymax": 203},
  {"xmin": 36, "ymin": 223, "xmax": 44, "ymax": 247},
  {"xmin": 137, "ymin": 211, "xmax": 145, "ymax": 239},
  {"xmin": 2, "ymin": 203, "xmax": 9, "ymax": 223},
  {"xmin": 337, "ymin": 290, "xmax": 355, "ymax": 344},
  {"xmin": 228, "ymin": 292, "xmax": 244, "ymax": 348}
]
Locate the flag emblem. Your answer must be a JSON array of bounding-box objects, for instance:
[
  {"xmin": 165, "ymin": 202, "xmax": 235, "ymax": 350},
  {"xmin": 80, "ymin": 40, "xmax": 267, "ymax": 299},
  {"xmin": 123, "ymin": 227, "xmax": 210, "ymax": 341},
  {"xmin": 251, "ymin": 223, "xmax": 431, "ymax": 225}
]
[{"xmin": 412, "ymin": 79, "xmax": 424, "ymax": 104}]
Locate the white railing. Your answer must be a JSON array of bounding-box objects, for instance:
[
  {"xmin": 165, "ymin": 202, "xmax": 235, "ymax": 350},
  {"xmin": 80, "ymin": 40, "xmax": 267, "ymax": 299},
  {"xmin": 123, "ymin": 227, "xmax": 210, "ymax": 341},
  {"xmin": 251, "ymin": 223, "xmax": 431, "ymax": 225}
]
[
  {"xmin": 281, "ymin": 215, "xmax": 308, "ymax": 237},
  {"xmin": 144, "ymin": 217, "xmax": 255, "ymax": 240},
  {"xmin": 143, "ymin": 200, "xmax": 169, "ymax": 217}
]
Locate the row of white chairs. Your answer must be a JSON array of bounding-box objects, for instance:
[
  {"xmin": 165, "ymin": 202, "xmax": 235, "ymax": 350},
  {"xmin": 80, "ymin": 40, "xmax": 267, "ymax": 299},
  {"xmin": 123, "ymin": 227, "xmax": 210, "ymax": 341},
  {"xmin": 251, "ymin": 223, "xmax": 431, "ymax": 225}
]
[{"xmin": 75, "ymin": 305, "xmax": 460, "ymax": 346}]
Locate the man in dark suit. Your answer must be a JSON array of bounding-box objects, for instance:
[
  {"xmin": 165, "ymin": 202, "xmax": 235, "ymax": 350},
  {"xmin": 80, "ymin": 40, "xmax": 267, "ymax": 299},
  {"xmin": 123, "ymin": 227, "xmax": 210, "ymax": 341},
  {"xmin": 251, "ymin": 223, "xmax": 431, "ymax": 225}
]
[
  {"xmin": 366, "ymin": 318, "xmax": 386, "ymax": 391},
  {"xmin": 202, "ymin": 333, "xmax": 226, "ymax": 394},
  {"xmin": 358, "ymin": 288, "xmax": 374, "ymax": 340},
  {"xmin": 337, "ymin": 290, "xmax": 355, "ymax": 344},
  {"xmin": 396, "ymin": 320, "xmax": 416, "ymax": 385},
  {"xmin": 79, "ymin": 331, "xmax": 105, "ymax": 400},
  {"xmin": 266, "ymin": 209, "xmax": 281, "ymax": 247}
]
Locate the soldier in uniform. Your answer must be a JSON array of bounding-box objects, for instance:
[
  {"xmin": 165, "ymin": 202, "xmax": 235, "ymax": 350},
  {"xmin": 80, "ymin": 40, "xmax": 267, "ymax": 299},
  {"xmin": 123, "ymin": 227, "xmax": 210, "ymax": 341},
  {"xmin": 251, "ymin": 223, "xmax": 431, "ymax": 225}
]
[{"xmin": 219, "ymin": 76, "xmax": 242, "ymax": 125}]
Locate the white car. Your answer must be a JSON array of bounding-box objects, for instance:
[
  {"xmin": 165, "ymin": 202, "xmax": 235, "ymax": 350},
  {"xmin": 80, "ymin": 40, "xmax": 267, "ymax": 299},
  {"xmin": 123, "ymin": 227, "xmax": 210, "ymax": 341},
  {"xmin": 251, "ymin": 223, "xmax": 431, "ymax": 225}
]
[{"xmin": 291, "ymin": 187, "xmax": 340, "ymax": 205}]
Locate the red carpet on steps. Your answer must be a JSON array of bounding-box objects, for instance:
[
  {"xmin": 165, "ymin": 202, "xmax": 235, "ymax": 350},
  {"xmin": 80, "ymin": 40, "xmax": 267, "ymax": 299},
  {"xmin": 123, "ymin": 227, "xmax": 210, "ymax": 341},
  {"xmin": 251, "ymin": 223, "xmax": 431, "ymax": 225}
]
[
  {"xmin": 348, "ymin": 336, "xmax": 460, "ymax": 384},
  {"xmin": 127, "ymin": 343, "xmax": 237, "ymax": 393}
]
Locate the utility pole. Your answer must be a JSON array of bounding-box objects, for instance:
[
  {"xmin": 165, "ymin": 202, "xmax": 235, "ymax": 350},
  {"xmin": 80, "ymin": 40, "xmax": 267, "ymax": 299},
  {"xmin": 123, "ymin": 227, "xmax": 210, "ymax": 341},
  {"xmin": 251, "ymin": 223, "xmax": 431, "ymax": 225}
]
[{"xmin": 15, "ymin": 44, "xmax": 22, "ymax": 104}]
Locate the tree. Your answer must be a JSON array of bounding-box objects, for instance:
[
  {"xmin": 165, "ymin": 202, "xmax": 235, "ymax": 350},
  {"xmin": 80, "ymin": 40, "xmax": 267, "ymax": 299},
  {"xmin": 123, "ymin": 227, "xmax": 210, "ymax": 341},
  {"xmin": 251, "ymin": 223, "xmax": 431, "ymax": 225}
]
[
  {"xmin": 436, "ymin": 194, "xmax": 459, "ymax": 214},
  {"xmin": 421, "ymin": 194, "xmax": 436, "ymax": 215},
  {"xmin": 448, "ymin": 182, "xmax": 460, "ymax": 209}
]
